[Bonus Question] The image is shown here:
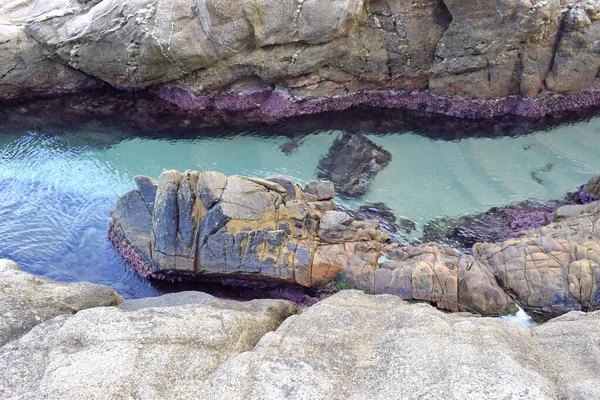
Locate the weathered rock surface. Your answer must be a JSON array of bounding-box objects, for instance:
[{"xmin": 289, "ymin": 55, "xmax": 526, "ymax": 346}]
[
  {"xmin": 2, "ymin": 0, "xmax": 600, "ymax": 119},
  {"xmin": 475, "ymin": 200, "xmax": 600, "ymax": 319},
  {"xmin": 110, "ymin": 171, "xmax": 384, "ymax": 288},
  {"xmin": 318, "ymin": 133, "xmax": 392, "ymax": 195},
  {"xmin": 4, "ymin": 290, "xmax": 598, "ymax": 399},
  {"xmin": 0, "ymin": 259, "xmax": 123, "ymax": 347},
  {"xmin": 202, "ymin": 291, "xmax": 600, "ymax": 400},
  {"xmin": 111, "ymin": 170, "xmax": 600, "ymax": 318},
  {"xmin": 0, "ymin": 2, "xmax": 101, "ymax": 101},
  {"xmin": 0, "ymin": 291, "xmax": 294, "ymax": 399},
  {"xmin": 343, "ymin": 201, "xmax": 416, "ymax": 237},
  {"xmin": 373, "ymin": 243, "xmax": 517, "ymax": 315}
]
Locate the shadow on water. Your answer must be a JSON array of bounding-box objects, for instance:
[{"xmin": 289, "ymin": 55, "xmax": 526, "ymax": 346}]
[{"xmin": 2, "ymin": 89, "xmax": 600, "ymax": 145}]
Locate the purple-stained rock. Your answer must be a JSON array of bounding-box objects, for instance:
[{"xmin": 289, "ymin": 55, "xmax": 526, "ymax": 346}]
[
  {"xmin": 422, "ymin": 198, "xmax": 578, "ymax": 250},
  {"xmin": 579, "ymin": 185, "xmax": 599, "ymax": 204}
]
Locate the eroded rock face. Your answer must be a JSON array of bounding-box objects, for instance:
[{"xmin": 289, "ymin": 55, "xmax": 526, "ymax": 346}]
[
  {"xmin": 110, "ymin": 171, "xmax": 383, "ymax": 288},
  {"xmin": 374, "ymin": 243, "xmax": 517, "ymax": 315},
  {"xmin": 475, "ymin": 200, "xmax": 600, "ymax": 319},
  {"xmin": 2, "ymin": 0, "xmax": 600, "ymax": 118},
  {"xmin": 0, "ymin": 259, "xmax": 123, "ymax": 347}
]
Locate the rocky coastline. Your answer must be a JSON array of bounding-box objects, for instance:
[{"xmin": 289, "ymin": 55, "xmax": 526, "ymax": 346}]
[
  {"xmin": 2, "ymin": 0, "xmax": 600, "ymax": 122},
  {"xmin": 2, "ymin": 262, "xmax": 600, "ymax": 399},
  {"xmin": 108, "ymin": 170, "xmax": 600, "ymax": 321},
  {"xmin": 2, "ymin": 0, "xmax": 600, "ymax": 397}
]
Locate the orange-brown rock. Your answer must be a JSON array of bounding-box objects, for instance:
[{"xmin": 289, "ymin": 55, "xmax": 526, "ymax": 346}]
[
  {"xmin": 374, "ymin": 243, "xmax": 516, "ymax": 315},
  {"xmin": 111, "ymin": 171, "xmax": 383, "ymax": 288}
]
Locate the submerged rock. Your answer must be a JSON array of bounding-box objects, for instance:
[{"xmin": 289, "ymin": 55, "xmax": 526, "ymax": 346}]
[
  {"xmin": 317, "ymin": 133, "xmax": 391, "ymax": 195},
  {"xmin": 0, "ymin": 259, "xmax": 123, "ymax": 347},
  {"xmin": 422, "ymin": 198, "xmax": 577, "ymax": 250}
]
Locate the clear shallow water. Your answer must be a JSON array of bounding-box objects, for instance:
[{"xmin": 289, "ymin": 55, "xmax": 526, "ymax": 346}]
[{"xmin": 1, "ymin": 115, "xmax": 600, "ymax": 298}]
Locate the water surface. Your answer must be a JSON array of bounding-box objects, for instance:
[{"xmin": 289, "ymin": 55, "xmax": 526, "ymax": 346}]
[{"xmin": 1, "ymin": 110, "xmax": 600, "ymax": 298}]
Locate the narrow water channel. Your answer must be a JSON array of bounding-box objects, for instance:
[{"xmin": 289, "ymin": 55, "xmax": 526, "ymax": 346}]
[{"xmin": 1, "ymin": 106, "xmax": 600, "ymax": 298}]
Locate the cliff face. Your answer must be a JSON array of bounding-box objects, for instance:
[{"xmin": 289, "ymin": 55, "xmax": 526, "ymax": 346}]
[{"xmin": 1, "ymin": 0, "xmax": 599, "ymax": 117}]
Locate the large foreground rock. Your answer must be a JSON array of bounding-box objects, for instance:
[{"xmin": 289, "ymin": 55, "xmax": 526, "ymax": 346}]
[
  {"xmin": 0, "ymin": 292, "xmax": 294, "ymax": 399},
  {"xmin": 203, "ymin": 291, "xmax": 600, "ymax": 400},
  {"xmin": 2, "ymin": 291, "xmax": 599, "ymax": 399},
  {"xmin": 0, "ymin": 259, "xmax": 123, "ymax": 347}
]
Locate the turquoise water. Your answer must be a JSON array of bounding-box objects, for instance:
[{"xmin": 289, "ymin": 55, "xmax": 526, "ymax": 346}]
[{"xmin": 1, "ymin": 115, "xmax": 600, "ymax": 297}]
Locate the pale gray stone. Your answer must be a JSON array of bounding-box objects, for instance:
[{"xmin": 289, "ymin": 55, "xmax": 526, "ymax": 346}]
[{"xmin": 0, "ymin": 259, "xmax": 123, "ymax": 347}]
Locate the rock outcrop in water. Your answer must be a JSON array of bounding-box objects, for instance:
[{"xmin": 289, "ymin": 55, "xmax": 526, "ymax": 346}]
[
  {"xmin": 422, "ymin": 197, "xmax": 578, "ymax": 249},
  {"xmin": 317, "ymin": 133, "xmax": 392, "ymax": 195},
  {"xmin": 1, "ymin": 0, "xmax": 600, "ymax": 120},
  {"xmin": 2, "ymin": 290, "xmax": 600, "ymax": 399},
  {"xmin": 111, "ymin": 171, "xmax": 600, "ymax": 319},
  {"xmin": 110, "ymin": 171, "xmax": 512, "ymax": 316},
  {"xmin": 110, "ymin": 171, "xmax": 385, "ymax": 288}
]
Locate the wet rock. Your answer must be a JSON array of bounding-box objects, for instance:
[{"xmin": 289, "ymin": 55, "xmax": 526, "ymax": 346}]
[
  {"xmin": 111, "ymin": 171, "xmax": 383, "ymax": 288},
  {"xmin": 422, "ymin": 198, "xmax": 575, "ymax": 250},
  {"xmin": 0, "ymin": 259, "xmax": 123, "ymax": 347},
  {"xmin": 317, "ymin": 133, "xmax": 391, "ymax": 196},
  {"xmin": 0, "ymin": 291, "xmax": 293, "ymax": 399},
  {"xmin": 344, "ymin": 202, "xmax": 415, "ymax": 236}
]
